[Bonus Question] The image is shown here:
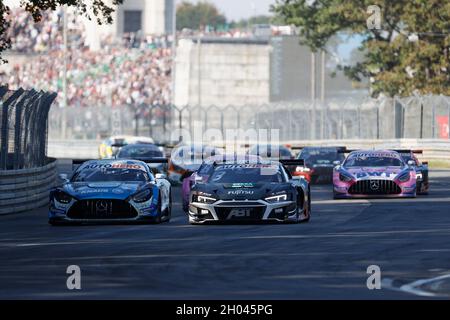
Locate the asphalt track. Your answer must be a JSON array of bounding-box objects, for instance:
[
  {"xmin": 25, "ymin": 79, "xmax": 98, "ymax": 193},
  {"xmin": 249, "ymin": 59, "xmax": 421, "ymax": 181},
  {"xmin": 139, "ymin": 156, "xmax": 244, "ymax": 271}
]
[{"xmin": 1, "ymin": 162, "xmax": 450, "ymax": 299}]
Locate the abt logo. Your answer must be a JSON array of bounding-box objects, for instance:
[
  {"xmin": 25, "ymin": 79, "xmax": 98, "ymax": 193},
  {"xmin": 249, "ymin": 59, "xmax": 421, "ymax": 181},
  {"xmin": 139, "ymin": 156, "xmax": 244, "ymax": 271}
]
[{"xmin": 227, "ymin": 208, "xmax": 251, "ymax": 220}]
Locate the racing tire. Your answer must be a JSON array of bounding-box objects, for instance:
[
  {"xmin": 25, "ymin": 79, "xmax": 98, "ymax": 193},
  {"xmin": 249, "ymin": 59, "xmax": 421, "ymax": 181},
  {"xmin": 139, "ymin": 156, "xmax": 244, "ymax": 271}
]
[
  {"xmin": 417, "ymin": 182, "xmax": 429, "ymax": 195},
  {"xmin": 301, "ymin": 188, "xmax": 311, "ymax": 223},
  {"xmin": 162, "ymin": 191, "xmax": 172, "ymax": 223},
  {"xmin": 153, "ymin": 195, "xmax": 163, "ymax": 224}
]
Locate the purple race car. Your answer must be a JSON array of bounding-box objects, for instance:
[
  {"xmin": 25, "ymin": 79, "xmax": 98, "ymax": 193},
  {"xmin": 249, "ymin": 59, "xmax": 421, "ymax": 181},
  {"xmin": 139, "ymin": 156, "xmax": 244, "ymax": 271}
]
[
  {"xmin": 333, "ymin": 150, "xmax": 417, "ymax": 199},
  {"xmin": 182, "ymin": 154, "xmax": 264, "ymax": 212}
]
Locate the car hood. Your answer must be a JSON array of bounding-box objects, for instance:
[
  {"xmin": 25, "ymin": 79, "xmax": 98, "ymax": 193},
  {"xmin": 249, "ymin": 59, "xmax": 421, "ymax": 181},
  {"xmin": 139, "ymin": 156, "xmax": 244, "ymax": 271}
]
[
  {"xmin": 194, "ymin": 182, "xmax": 292, "ymax": 201},
  {"xmin": 63, "ymin": 182, "xmax": 144, "ymax": 200},
  {"xmin": 343, "ymin": 167, "xmax": 406, "ymax": 180}
]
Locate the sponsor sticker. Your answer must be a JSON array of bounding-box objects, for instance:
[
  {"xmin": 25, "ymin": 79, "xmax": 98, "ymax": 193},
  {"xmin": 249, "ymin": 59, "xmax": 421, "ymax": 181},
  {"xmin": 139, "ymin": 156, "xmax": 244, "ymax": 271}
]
[
  {"xmin": 227, "ymin": 190, "xmax": 255, "ymax": 195},
  {"xmin": 83, "ymin": 163, "xmax": 146, "ymax": 171},
  {"xmin": 351, "ymin": 152, "xmax": 400, "ymax": 159},
  {"xmin": 78, "ymin": 189, "xmax": 109, "ymax": 194}
]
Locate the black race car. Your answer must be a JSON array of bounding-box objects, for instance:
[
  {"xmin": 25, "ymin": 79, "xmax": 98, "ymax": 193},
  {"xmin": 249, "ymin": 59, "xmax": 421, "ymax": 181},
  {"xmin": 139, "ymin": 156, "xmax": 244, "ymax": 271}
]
[
  {"xmin": 116, "ymin": 143, "xmax": 166, "ymax": 174},
  {"xmin": 392, "ymin": 149, "xmax": 429, "ymax": 195},
  {"xmin": 295, "ymin": 146, "xmax": 346, "ymax": 183},
  {"xmin": 188, "ymin": 158, "xmax": 310, "ymax": 224}
]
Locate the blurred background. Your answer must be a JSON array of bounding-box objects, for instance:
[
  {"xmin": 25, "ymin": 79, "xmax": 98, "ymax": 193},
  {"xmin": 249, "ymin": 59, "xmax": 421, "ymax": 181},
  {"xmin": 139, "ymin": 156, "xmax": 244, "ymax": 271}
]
[{"xmin": 0, "ymin": 0, "xmax": 448, "ymax": 142}]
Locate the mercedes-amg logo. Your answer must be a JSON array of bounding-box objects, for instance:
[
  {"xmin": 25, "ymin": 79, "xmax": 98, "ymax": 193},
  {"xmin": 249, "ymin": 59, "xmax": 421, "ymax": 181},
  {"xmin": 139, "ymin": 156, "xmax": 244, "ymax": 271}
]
[
  {"xmin": 96, "ymin": 200, "xmax": 109, "ymax": 213},
  {"xmin": 370, "ymin": 180, "xmax": 380, "ymax": 191}
]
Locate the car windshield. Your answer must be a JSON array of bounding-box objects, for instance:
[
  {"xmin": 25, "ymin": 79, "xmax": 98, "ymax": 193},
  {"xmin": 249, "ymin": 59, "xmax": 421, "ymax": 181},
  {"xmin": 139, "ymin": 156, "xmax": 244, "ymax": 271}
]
[
  {"xmin": 72, "ymin": 168, "xmax": 150, "ymax": 183},
  {"xmin": 208, "ymin": 164, "xmax": 285, "ymax": 183},
  {"xmin": 299, "ymin": 148, "xmax": 343, "ymax": 164},
  {"xmin": 117, "ymin": 146, "xmax": 163, "ymax": 158},
  {"xmin": 249, "ymin": 145, "xmax": 292, "ymax": 158},
  {"xmin": 344, "ymin": 155, "xmax": 404, "ymax": 168}
]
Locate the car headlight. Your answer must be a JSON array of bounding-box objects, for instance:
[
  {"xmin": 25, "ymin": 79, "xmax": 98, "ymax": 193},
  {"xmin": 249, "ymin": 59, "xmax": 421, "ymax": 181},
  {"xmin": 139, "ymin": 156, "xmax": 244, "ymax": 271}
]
[
  {"xmin": 133, "ymin": 189, "xmax": 153, "ymax": 203},
  {"xmin": 398, "ymin": 172, "xmax": 411, "ymax": 183},
  {"xmin": 339, "ymin": 172, "xmax": 353, "ymax": 182},
  {"xmin": 265, "ymin": 193, "xmax": 288, "ymax": 203},
  {"xmin": 193, "ymin": 195, "xmax": 217, "ymax": 204},
  {"xmin": 54, "ymin": 190, "xmax": 72, "ymax": 204}
]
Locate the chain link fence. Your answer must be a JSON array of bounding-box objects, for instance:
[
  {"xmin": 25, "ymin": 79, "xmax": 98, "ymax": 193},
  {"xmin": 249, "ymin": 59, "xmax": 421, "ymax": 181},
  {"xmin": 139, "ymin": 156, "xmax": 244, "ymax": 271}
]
[
  {"xmin": 0, "ymin": 86, "xmax": 57, "ymax": 170},
  {"xmin": 48, "ymin": 95, "xmax": 450, "ymax": 143}
]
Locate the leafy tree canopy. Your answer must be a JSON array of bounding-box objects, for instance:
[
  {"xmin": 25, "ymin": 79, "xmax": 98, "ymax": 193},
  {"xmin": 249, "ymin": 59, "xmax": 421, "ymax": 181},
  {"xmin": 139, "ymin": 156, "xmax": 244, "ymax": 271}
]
[
  {"xmin": 272, "ymin": 0, "xmax": 450, "ymax": 97},
  {"xmin": 0, "ymin": 0, "xmax": 123, "ymax": 61},
  {"xmin": 176, "ymin": 1, "xmax": 226, "ymax": 31}
]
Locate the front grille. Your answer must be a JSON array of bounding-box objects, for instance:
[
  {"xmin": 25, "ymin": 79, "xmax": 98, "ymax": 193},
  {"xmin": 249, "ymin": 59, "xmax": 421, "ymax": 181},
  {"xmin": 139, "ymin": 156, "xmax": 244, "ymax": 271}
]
[
  {"xmin": 215, "ymin": 204, "xmax": 266, "ymax": 221},
  {"xmin": 348, "ymin": 180, "xmax": 401, "ymax": 195},
  {"xmin": 67, "ymin": 199, "xmax": 138, "ymax": 220}
]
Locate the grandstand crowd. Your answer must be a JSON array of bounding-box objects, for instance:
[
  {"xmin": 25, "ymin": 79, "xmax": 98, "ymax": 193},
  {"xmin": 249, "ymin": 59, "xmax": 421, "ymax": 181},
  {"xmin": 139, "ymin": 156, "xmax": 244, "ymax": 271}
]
[
  {"xmin": 1, "ymin": 8, "xmax": 173, "ymax": 108},
  {"xmin": 0, "ymin": 8, "xmax": 281, "ymax": 108}
]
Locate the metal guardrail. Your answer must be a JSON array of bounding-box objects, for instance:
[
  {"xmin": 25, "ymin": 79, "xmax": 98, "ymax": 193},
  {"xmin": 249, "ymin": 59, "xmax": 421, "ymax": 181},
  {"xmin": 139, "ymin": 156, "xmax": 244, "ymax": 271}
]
[
  {"xmin": 0, "ymin": 86, "xmax": 57, "ymax": 170},
  {"xmin": 48, "ymin": 139, "xmax": 450, "ymax": 161},
  {"xmin": 0, "ymin": 159, "xmax": 57, "ymax": 215},
  {"xmin": 48, "ymin": 96, "xmax": 450, "ymax": 142}
]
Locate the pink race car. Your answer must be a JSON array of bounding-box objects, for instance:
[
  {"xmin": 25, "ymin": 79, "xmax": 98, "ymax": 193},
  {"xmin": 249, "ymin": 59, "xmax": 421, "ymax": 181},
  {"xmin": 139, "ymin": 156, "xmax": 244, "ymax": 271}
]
[{"xmin": 333, "ymin": 150, "xmax": 417, "ymax": 199}]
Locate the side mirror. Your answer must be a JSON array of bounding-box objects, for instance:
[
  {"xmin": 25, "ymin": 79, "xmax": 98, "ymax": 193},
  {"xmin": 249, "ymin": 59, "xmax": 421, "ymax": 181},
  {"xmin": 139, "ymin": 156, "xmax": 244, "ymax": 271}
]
[
  {"xmin": 194, "ymin": 176, "xmax": 203, "ymax": 184},
  {"xmin": 333, "ymin": 160, "xmax": 341, "ymax": 166},
  {"xmin": 59, "ymin": 173, "xmax": 69, "ymax": 182},
  {"xmin": 155, "ymin": 173, "xmax": 167, "ymax": 180},
  {"xmin": 407, "ymin": 160, "xmax": 415, "ymax": 167}
]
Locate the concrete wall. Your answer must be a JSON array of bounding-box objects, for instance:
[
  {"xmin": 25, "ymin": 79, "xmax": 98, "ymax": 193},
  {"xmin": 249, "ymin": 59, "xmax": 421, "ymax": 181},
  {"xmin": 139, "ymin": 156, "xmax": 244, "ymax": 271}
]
[
  {"xmin": 174, "ymin": 38, "xmax": 271, "ymax": 107},
  {"xmin": 174, "ymin": 36, "xmax": 367, "ymax": 107},
  {"xmin": 270, "ymin": 36, "xmax": 368, "ymax": 102},
  {"xmin": 110, "ymin": 0, "xmax": 172, "ymax": 36}
]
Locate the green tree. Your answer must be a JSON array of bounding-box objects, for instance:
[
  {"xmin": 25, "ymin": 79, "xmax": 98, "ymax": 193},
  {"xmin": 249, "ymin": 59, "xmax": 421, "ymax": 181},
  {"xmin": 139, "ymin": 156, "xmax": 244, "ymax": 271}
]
[
  {"xmin": 0, "ymin": 0, "xmax": 123, "ymax": 62},
  {"xmin": 272, "ymin": 0, "xmax": 450, "ymax": 97},
  {"xmin": 176, "ymin": 1, "xmax": 227, "ymax": 31}
]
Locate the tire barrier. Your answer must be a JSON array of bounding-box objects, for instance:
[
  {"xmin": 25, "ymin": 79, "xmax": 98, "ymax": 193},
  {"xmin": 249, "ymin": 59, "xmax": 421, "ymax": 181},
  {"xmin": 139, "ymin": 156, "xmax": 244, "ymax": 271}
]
[{"xmin": 0, "ymin": 159, "xmax": 57, "ymax": 215}]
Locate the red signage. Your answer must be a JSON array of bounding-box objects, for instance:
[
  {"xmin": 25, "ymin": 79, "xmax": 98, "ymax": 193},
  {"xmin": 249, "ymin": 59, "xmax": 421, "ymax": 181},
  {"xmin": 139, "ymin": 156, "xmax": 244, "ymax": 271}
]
[{"xmin": 437, "ymin": 116, "xmax": 449, "ymax": 139}]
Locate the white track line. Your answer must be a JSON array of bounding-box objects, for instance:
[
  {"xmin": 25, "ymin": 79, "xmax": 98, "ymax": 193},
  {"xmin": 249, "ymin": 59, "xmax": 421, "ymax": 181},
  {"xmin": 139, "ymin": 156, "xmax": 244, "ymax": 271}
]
[
  {"xmin": 384, "ymin": 274, "xmax": 450, "ymax": 297},
  {"xmin": 399, "ymin": 275, "xmax": 450, "ymax": 297}
]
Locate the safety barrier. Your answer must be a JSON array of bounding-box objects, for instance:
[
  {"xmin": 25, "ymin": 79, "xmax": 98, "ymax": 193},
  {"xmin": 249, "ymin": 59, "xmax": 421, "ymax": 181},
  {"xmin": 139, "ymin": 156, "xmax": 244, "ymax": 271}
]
[
  {"xmin": 285, "ymin": 139, "xmax": 450, "ymax": 161},
  {"xmin": 0, "ymin": 159, "xmax": 57, "ymax": 215},
  {"xmin": 48, "ymin": 139, "xmax": 450, "ymax": 161}
]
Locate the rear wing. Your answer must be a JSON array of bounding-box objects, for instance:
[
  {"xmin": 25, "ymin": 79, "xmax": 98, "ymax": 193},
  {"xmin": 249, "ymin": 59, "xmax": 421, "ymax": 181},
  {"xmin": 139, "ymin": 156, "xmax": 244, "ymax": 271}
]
[
  {"xmin": 338, "ymin": 148, "xmax": 355, "ymax": 154},
  {"xmin": 291, "ymin": 146, "xmax": 347, "ymax": 151},
  {"xmin": 279, "ymin": 159, "xmax": 305, "ymax": 167},
  {"xmin": 138, "ymin": 158, "xmax": 169, "ymax": 164},
  {"xmin": 391, "ymin": 149, "xmax": 423, "ymax": 154}
]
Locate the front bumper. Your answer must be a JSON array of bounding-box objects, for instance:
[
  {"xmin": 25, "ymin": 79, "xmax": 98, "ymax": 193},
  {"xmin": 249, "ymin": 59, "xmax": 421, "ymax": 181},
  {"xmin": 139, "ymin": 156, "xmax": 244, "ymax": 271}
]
[
  {"xmin": 48, "ymin": 215, "xmax": 160, "ymax": 225},
  {"xmin": 333, "ymin": 183, "xmax": 416, "ymax": 199},
  {"xmin": 188, "ymin": 199, "xmax": 304, "ymax": 224},
  {"xmin": 48, "ymin": 197, "xmax": 159, "ymax": 224}
]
